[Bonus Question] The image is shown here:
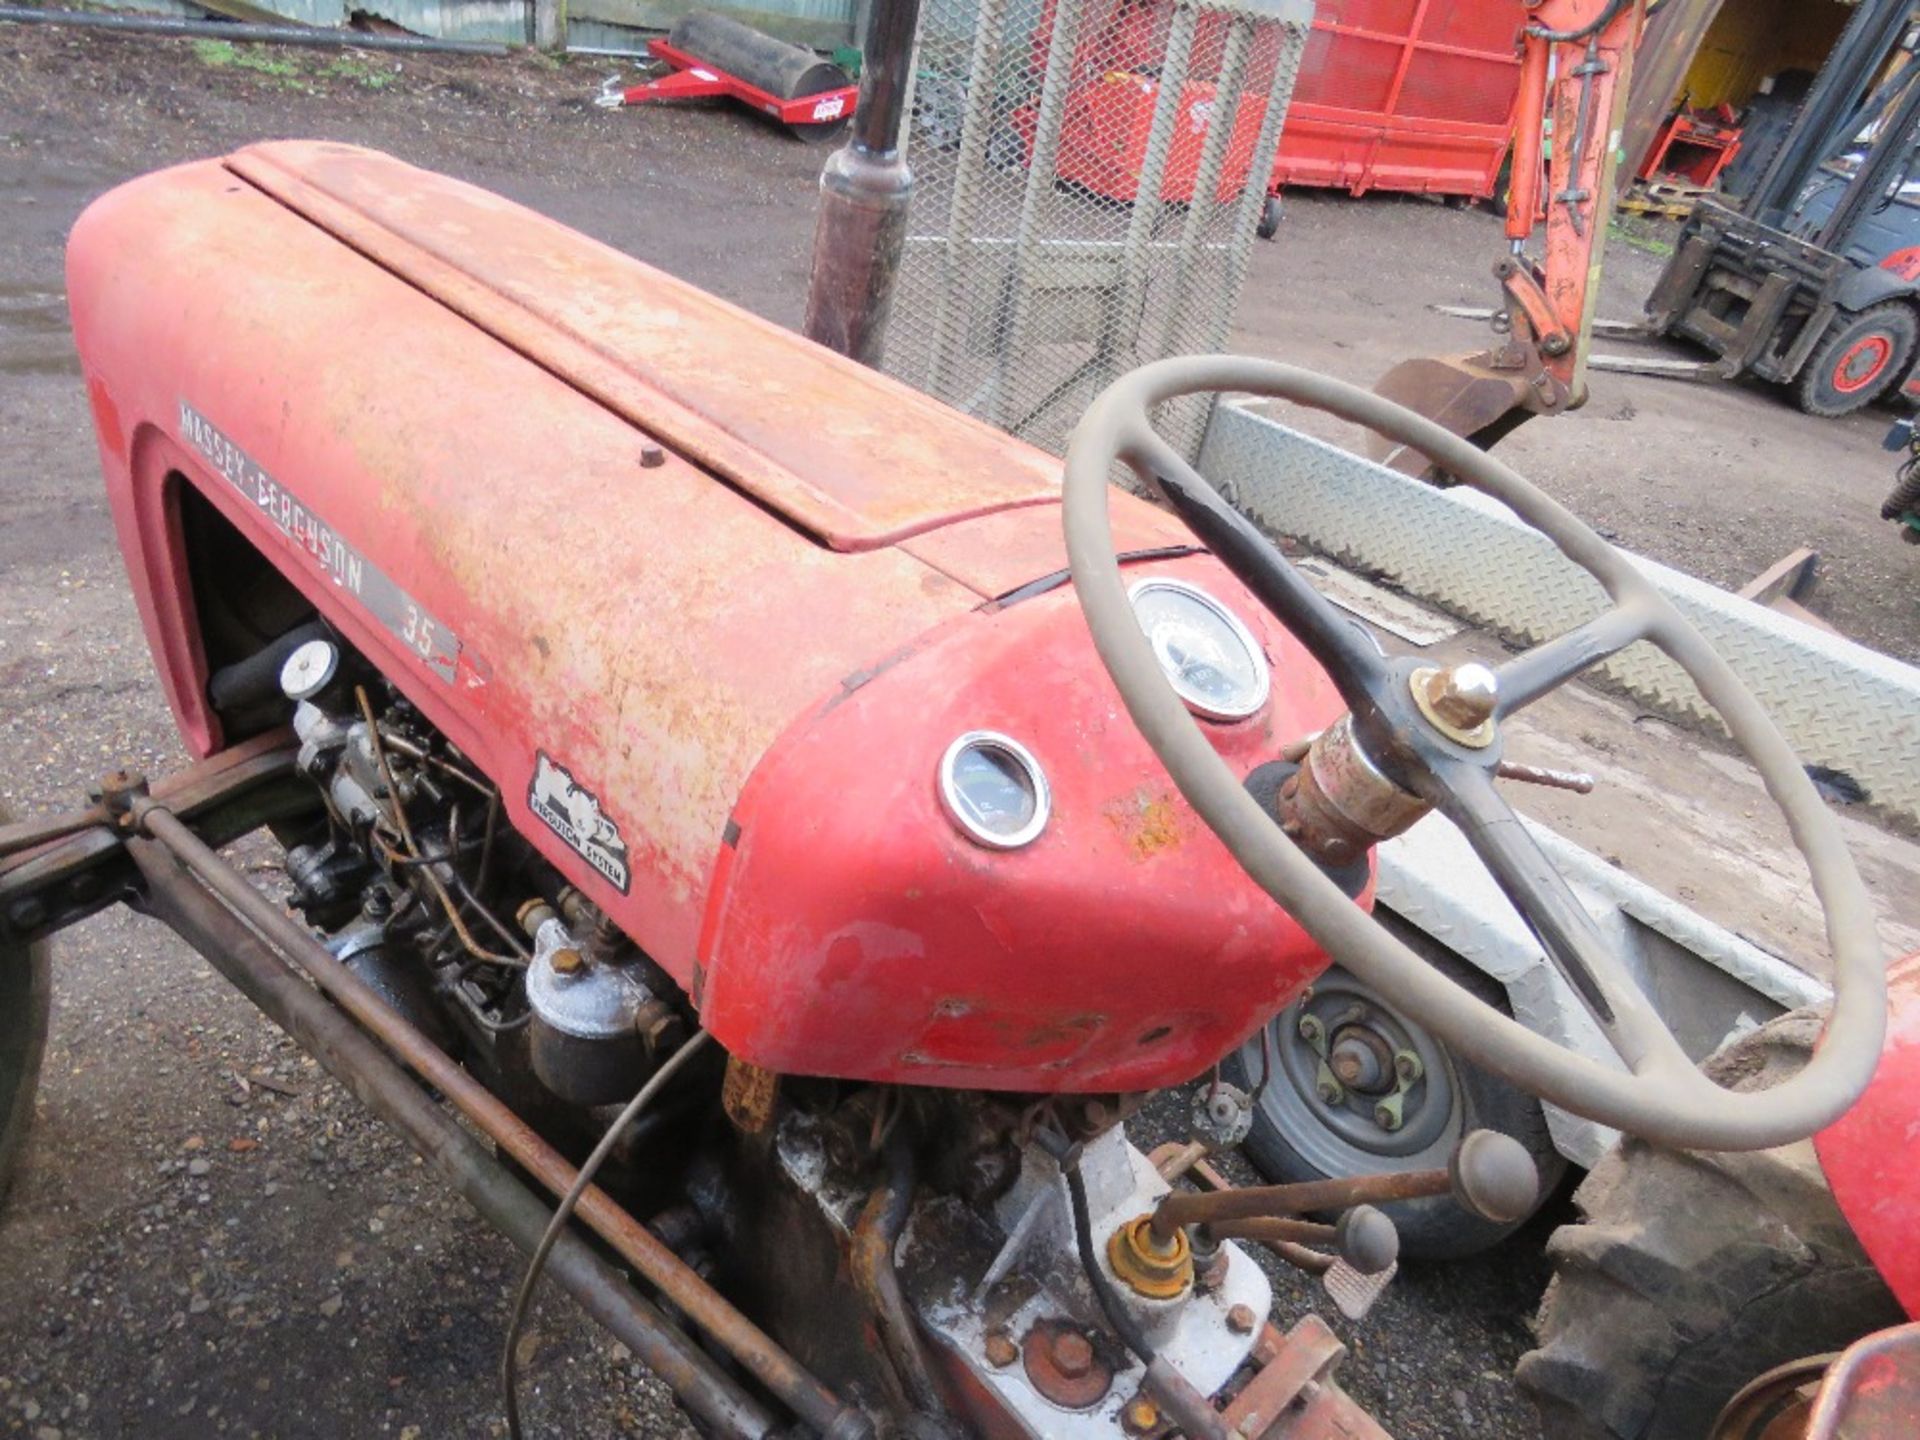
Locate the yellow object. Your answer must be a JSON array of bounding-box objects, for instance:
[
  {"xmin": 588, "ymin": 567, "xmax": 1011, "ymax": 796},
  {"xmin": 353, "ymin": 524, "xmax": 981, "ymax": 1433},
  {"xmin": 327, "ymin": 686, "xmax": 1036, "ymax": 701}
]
[
  {"xmin": 1681, "ymin": 0, "xmax": 1850, "ymax": 110},
  {"xmin": 1106, "ymin": 1214, "xmax": 1194, "ymax": 1299}
]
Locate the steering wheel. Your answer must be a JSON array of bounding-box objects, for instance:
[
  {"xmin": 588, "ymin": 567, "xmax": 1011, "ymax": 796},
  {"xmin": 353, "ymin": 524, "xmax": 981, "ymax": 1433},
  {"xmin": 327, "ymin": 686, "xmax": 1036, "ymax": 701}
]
[{"xmin": 1063, "ymin": 356, "xmax": 1886, "ymax": 1152}]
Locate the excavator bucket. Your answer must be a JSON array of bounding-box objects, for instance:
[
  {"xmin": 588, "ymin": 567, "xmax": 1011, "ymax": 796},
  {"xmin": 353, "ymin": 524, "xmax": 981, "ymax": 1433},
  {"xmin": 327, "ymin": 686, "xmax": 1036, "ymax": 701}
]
[{"xmin": 1364, "ymin": 355, "xmax": 1538, "ymax": 483}]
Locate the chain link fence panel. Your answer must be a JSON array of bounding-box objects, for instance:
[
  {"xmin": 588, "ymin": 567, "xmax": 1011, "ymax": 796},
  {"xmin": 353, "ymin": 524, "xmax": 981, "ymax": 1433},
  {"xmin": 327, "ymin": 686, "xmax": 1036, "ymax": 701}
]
[{"xmin": 887, "ymin": 0, "xmax": 1314, "ymax": 460}]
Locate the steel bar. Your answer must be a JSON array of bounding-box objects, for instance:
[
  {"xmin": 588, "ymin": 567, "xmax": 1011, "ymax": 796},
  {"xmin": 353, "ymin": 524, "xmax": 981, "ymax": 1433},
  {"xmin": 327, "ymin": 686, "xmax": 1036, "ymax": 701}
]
[
  {"xmin": 0, "ymin": 6, "xmax": 509, "ymax": 54},
  {"xmin": 989, "ymin": 0, "xmax": 1085, "ymax": 427},
  {"xmin": 132, "ymin": 801, "xmax": 870, "ymax": 1440},
  {"xmin": 1157, "ymin": 19, "xmax": 1252, "ymax": 359},
  {"xmin": 124, "ymin": 836, "xmax": 773, "ymax": 1440},
  {"xmin": 1201, "ymin": 1216, "xmax": 1338, "ymax": 1246},
  {"xmin": 1152, "ymin": 1167, "xmax": 1450, "ymax": 1236},
  {"xmin": 1109, "ymin": 0, "xmax": 1198, "ymax": 404},
  {"xmin": 925, "ymin": 0, "xmax": 1009, "ymax": 396},
  {"xmin": 1, "ymin": 736, "xmax": 308, "ymax": 950}
]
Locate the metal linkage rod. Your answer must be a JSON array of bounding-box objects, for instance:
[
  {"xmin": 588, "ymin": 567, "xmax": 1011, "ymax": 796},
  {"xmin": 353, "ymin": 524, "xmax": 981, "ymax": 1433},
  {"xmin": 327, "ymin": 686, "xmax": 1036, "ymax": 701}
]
[
  {"xmin": 125, "ymin": 836, "xmax": 772, "ymax": 1440},
  {"xmin": 131, "ymin": 800, "xmax": 869, "ymax": 1440}
]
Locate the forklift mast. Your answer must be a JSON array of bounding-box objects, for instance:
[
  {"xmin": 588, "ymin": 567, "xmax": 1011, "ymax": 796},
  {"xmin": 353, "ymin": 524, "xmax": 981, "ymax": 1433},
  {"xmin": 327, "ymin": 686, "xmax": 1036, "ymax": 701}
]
[{"xmin": 1743, "ymin": 0, "xmax": 1917, "ymax": 231}]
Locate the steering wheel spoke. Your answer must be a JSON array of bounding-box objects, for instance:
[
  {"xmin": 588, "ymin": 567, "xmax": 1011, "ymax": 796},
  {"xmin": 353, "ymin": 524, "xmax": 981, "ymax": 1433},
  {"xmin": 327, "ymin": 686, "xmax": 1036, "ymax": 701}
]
[
  {"xmin": 1123, "ymin": 424, "xmax": 1390, "ymax": 711},
  {"xmin": 1496, "ymin": 603, "xmax": 1656, "ymax": 716},
  {"xmin": 1434, "ymin": 764, "xmax": 1692, "ymax": 1080}
]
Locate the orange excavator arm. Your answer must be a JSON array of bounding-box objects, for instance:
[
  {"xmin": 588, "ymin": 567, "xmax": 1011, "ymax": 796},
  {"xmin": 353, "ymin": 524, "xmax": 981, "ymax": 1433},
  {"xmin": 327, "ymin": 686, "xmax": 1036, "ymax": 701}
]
[{"xmin": 1373, "ymin": 0, "xmax": 1651, "ymax": 477}]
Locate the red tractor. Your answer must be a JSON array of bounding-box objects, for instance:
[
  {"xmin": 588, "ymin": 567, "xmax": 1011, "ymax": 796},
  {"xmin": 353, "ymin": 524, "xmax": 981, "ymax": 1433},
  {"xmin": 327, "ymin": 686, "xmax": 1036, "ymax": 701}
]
[{"xmin": 0, "ymin": 139, "xmax": 1914, "ymax": 1439}]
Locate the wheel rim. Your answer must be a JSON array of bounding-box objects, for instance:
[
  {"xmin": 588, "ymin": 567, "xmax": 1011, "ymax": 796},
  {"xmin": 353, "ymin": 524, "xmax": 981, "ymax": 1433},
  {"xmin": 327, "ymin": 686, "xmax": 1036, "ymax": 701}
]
[
  {"xmin": 1833, "ymin": 333, "xmax": 1894, "ymax": 394},
  {"xmin": 1248, "ymin": 966, "xmax": 1463, "ymax": 1174}
]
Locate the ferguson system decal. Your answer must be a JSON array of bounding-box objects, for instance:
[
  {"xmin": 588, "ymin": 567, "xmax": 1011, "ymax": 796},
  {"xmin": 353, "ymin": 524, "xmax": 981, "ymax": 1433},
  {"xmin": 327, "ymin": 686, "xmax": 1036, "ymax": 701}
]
[{"xmin": 528, "ymin": 753, "xmax": 633, "ymax": 893}]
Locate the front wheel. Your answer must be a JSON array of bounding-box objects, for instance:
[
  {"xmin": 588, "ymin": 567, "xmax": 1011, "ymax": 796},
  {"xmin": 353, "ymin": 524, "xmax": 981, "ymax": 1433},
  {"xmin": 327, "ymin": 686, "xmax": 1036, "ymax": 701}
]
[
  {"xmin": 1795, "ymin": 301, "xmax": 1918, "ymax": 417},
  {"xmin": 1224, "ymin": 939, "xmax": 1565, "ymax": 1260},
  {"xmin": 0, "ymin": 805, "xmax": 52, "ymax": 1203}
]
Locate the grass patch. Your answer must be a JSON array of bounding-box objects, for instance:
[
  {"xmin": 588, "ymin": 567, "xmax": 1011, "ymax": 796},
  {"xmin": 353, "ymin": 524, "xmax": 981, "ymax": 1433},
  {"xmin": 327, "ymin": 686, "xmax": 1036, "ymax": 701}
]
[
  {"xmin": 1609, "ymin": 218, "xmax": 1675, "ymax": 259},
  {"xmin": 191, "ymin": 39, "xmax": 302, "ymax": 77},
  {"xmin": 190, "ymin": 39, "xmax": 397, "ymax": 91},
  {"xmin": 326, "ymin": 55, "xmax": 396, "ymax": 89}
]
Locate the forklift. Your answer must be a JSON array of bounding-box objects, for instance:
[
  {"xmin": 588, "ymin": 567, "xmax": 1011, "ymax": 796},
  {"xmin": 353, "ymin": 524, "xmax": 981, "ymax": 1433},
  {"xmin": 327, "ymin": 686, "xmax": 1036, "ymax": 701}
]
[{"xmin": 1646, "ymin": 0, "xmax": 1920, "ymax": 417}]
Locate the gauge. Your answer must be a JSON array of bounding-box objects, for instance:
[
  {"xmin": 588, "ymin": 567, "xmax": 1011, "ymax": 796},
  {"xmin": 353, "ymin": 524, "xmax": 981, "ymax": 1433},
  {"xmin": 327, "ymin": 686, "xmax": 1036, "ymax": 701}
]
[
  {"xmin": 1127, "ymin": 578, "xmax": 1271, "ymax": 720},
  {"xmin": 939, "ymin": 732, "xmax": 1051, "ymax": 850}
]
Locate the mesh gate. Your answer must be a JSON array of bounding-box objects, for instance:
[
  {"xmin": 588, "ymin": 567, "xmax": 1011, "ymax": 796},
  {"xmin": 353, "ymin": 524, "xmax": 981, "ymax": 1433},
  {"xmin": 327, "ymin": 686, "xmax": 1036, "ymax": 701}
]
[{"xmin": 887, "ymin": 0, "xmax": 1315, "ymax": 460}]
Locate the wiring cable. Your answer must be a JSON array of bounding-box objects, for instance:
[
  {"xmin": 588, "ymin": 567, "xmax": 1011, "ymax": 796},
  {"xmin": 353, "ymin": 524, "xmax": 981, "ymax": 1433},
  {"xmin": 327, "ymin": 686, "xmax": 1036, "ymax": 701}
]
[{"xmin": 501, "ymin": 1030, "xmax": 713, "ymax": 1438}]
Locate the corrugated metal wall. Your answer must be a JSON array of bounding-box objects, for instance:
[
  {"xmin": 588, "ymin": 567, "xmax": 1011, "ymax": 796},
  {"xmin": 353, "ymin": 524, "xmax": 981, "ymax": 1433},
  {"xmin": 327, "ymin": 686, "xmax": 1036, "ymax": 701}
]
[
  {"xmin": 131, "ymin": 0, "xmax": 859, "ymax": 50},
  {"xmin": 571, "ymin": 0, "xmax": 858, "ymax": 49}
]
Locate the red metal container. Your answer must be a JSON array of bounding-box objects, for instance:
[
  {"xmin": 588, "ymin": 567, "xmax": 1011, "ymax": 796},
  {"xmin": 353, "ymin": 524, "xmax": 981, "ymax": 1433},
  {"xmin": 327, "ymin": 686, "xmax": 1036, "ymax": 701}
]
[
  {"xmin": 1275, "ymin": 0, "xmax": 1528, "ymax": 200},
  {"xmin": 1011, "ymin": 0, "xmax": 1527, "ymax": 208}
]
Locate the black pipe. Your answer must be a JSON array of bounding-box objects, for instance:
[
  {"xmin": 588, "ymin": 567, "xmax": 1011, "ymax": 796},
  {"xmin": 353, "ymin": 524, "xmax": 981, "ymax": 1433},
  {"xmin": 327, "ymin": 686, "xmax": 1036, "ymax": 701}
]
[
  {"xmin": 800, "ymin": 0, "xmax": 922, "ymax": 365},
  {"xmin": 0, "ymin": 7, "xmax": 509, "ymax": 55},
  {"xmin": 850, "ymin": 0, "xmax": 914, "ymax": 155},
  {"xmin": 123, "ymin": 835, "xmax": 775, "ymax": 1440},
  {"xmin": 851, "ymin": 1139, "xmax": 945, "ymax": 1417}
]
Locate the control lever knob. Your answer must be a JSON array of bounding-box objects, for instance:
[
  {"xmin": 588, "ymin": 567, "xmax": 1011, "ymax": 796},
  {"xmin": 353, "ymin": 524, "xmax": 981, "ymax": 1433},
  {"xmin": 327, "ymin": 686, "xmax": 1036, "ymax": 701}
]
[
  {"xmin": 1334, "ymin": 1204, "xmax": 1399, "ymax": 1276},
  {"xmin": 1450, "ymin": 1129, "xmax": 1540, "ymax": 1224}
]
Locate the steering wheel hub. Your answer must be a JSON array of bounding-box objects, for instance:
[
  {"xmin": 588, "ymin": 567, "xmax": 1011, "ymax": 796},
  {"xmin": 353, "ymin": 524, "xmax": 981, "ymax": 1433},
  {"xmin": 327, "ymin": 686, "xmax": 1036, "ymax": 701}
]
[{"xmin": 1410, "ymin": 663, "xmax": 1500, "ymax": 747}]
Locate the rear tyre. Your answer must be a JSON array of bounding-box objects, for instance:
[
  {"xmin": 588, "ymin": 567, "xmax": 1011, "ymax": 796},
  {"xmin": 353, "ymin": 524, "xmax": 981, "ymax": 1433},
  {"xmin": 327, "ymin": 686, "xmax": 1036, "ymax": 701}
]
[
  {"xmin": 1224, "ymin": 936, "xmax": 1565, "ymax": 1261},
  {"xmin": 1515, "ymin": 1010, "xmax": 1904, "ymax": 1440},
  {"xmin": 1795, "ymin": 302, "xmax": 1918, "ymax": 417},
  {"xmin": 0, "ymin": 805, "xmax": 52, "ymax": 1205}
]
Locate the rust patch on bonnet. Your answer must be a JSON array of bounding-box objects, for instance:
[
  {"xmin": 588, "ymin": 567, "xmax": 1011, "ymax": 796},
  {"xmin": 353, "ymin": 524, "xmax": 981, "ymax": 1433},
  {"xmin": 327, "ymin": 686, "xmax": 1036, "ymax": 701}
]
[{"xmin": 1104, "ymin": 788, "xmax": 1191, "ymax": 861}]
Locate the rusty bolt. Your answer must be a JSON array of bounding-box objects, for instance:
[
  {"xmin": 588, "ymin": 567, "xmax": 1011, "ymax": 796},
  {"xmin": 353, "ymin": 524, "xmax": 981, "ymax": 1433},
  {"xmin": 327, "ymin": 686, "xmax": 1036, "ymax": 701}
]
[
  {"xmin": 548, "ymin": 947, "xmax": 585, "ymax": 976},
  {"xmin": 639, "ymin": 443, "xmax": 667, "ymax": 468},
  {"xmin": 1196, "ymin": 1251, "xmax": 1230, "ymax": 1294},
  {"xmin": 637, "ymin": 1003, "xmax": 687, "ymax": 1057},
  {"xmin": 1122, "ymin": 1397, "xmax": 1160, "ymax": 1434},
  {"xmin": 1050, "ymin": 1331, "xmax": 1094, "ymax": 1379},
  {"xmin": 99, "ymin": 768, "xmax": 149, "ymax": 820},
  {"xmin": 1226, "ymin": 1303, "xmax": 1257, "ymax": 1335},
  {"xmin": 984, "ymin": 1332, "xmax": 1018, "ymax": 1369}
]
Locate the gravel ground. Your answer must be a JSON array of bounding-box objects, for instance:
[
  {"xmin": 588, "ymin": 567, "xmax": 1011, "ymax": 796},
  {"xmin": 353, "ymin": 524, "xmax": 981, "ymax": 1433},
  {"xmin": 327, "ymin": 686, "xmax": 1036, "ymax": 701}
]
[{"xmin": 0, "ymin": 20, "xmax": 1904, "ymax": 1440}]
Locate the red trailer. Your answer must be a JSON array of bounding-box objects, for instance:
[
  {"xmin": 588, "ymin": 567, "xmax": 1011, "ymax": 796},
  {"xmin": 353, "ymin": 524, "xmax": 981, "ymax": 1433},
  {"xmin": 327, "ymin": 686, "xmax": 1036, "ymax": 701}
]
[
  {"xmin": 1006, "ymin": 0, "xmax": 1529, "ymax": 210},
  {"xmin": 1277, "ymin": 0, "xmax": 1529, "ymax": 200}
]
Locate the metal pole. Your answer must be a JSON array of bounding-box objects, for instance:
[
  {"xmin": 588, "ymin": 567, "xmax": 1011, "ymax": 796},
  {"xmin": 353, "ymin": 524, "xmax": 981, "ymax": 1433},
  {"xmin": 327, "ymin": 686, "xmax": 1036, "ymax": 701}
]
[
  {"xmin": 1616, "ymin": 0, "xmax": 1726, "ymax": 197},
  {"xmin": 803, "ymin": 0, "xmax": 924, "ymax": 364},
  {"xmin": 0, "ymin": 6, "xmax": 509, "ymax": 55},
  {"xmin": 990, "ymin": 0, "xmax": 1087, "ymax": 426},
  {"xmin": 926, "ymin": 0, "xmax": 1011, "ymax": 395},
  {"xmin": 1157, "ymin": 20, "xmax": 1253, "ymax": 359},
  {"xmin": 124, "ymin": 836, "xmax": 774, "ymax": 1440},
  {"xmin": 131, "ymin": 802, "xmax": 870, "ymax": 1440}
]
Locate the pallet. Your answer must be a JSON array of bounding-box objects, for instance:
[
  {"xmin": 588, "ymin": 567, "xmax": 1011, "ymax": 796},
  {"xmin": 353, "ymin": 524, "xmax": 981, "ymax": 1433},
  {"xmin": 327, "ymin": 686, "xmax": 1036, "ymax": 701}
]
[{"xmin": 1620, "ymin": 179, "xmax": 1714, "ymax": 220}]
